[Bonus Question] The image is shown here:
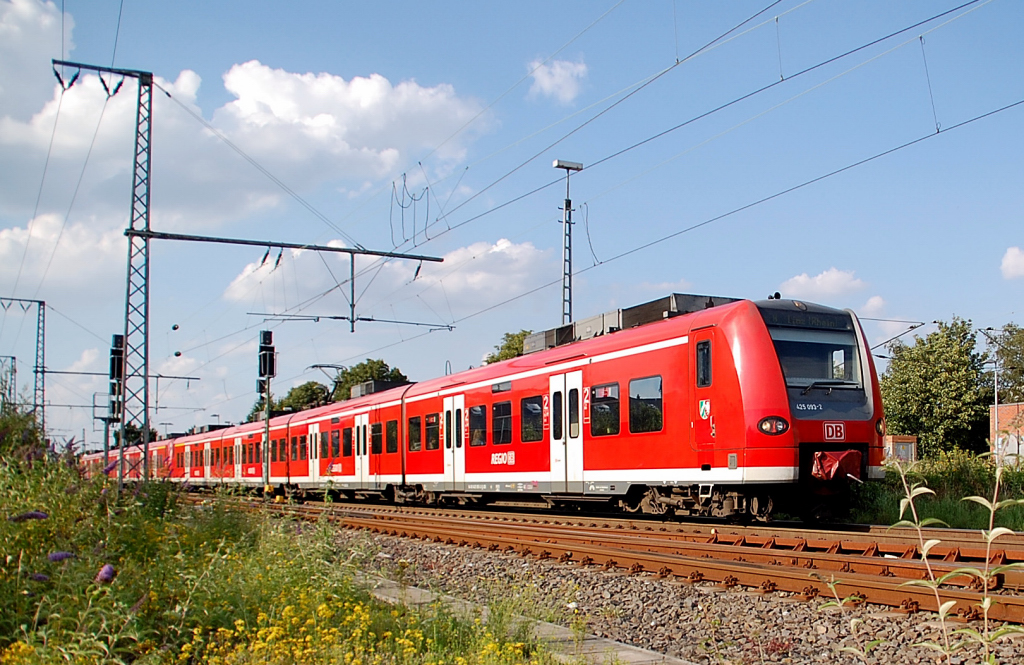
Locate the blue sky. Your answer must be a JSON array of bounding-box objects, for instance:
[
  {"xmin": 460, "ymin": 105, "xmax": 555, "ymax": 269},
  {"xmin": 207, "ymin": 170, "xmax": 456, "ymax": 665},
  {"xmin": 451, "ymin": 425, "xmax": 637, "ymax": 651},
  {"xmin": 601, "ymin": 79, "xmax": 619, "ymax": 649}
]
[{"xmin": 1, "ymin": 0, "xmax": 1021, "ymax": 448}]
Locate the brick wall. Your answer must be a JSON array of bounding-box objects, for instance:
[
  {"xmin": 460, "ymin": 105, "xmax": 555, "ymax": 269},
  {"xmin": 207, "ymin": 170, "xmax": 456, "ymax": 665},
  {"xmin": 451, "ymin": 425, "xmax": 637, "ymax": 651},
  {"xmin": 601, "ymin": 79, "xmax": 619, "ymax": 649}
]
[{"xmin": 990, "ymin": 402, "xmax": 1024, "ymax": 460}]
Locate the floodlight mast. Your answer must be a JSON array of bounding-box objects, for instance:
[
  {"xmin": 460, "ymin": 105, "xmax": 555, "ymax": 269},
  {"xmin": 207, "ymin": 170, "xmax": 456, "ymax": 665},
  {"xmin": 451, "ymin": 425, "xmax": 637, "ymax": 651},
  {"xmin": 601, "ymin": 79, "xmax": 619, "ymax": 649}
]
[{"xmin": 553, "ymin": 160, "xmax": 583, "ymax": 326}]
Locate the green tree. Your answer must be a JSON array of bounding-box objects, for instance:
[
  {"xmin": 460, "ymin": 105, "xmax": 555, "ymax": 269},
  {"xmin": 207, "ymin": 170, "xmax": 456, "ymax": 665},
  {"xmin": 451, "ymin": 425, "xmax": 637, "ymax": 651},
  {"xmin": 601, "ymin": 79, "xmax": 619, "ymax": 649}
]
[
  {"xmin": 246, "ymin": 381, "xmax": 332, "ymax": 422},
  {"xmin": 113, "ymin": 422, "xmax": 159, "ymax": 447},
  {"xmin": 331, "ymin": 359, "xmax": 408, "ymax": 401},
  {"xmin": 991, "ymin": 323, "xmax": 1024, "ymax": 404},
  {"xmin": 279, "ymin": 381, "xmax": 330, "ymax": 411},
  {"xmin": 880, "ymin": 317, "xmax": 990, "ymax": 457},
  {"xmin": 484, "ymin": 330, "xmax": 533, "ymax": 364}
]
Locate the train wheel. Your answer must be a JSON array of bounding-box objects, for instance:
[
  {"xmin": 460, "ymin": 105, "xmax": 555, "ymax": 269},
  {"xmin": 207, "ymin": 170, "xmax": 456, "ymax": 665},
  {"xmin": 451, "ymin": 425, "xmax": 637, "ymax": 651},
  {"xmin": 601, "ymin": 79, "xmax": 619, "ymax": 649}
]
[{"xmin": 749, "ymin": 494, "xmax": 773, "ymax": 522}]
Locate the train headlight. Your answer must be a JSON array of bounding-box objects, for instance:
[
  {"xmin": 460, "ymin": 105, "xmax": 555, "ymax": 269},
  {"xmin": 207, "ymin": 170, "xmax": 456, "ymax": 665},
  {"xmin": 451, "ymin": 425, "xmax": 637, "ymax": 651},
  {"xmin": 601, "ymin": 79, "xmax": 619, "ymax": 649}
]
[
  {"xmin": 875, "ymin": 417, "xmax": 886, "ymax": 435},
  {"xmin": 757, "ymin": 416, "xmax": 790, "ymax": 435}
]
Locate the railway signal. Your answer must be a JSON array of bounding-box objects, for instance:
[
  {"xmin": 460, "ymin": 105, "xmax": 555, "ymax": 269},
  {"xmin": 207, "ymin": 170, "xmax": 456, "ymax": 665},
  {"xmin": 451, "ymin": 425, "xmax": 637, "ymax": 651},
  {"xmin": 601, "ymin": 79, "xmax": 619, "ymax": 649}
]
[{"xmin": 258, "ymin": 330, "xmax": 275, "ymax": 491}]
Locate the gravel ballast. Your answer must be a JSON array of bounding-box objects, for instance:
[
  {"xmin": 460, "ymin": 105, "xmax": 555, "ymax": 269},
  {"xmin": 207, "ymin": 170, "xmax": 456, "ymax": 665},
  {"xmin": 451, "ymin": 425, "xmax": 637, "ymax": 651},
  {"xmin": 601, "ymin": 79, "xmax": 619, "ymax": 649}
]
[{"xmin": 342, "ymin": 529, "xmax": 1024, "ymax": 664}]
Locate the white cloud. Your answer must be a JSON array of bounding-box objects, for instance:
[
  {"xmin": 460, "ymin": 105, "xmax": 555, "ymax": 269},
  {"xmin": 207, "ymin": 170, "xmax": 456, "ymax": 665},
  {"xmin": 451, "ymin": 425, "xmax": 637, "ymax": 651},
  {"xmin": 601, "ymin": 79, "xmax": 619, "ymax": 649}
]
[
  {"xmin": 1001, "ymin": 247, "xmax": 1024, "ymax": 279},
  {"xmin": 0, "ymin": 213, "xmax": 124, "ymax": 294},
  {"xmin": 780, "ymin": 267, "xmax": 866, "ymax": 302},
  {"xmin": 0, "ymin": 1, "xmax": 487, "ymax": 304},
  {"xmin": 66, "ymin": 347, "xmax": 99, "ymax": 372},
  {"xmin": 0, "ymin": 0, "xmax": 71, "ymax": 120},
  {"xmin": 859, "ymin": 295, "xmax": 885, "ymax": 317},
  {"xmin": 528, "ymin": 59, "xmax": 587, "ymax": 105}
]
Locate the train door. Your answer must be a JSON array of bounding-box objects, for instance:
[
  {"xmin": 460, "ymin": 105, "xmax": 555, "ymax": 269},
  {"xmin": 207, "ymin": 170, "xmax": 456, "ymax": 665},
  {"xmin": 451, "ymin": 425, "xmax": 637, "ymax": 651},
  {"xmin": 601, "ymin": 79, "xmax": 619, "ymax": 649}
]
[
  {"xmin": 549, "ymin": 371, "xmax": 584, "ymax": 493},
  {"xmin": 691, "ymin": 328, "xmax": 716, "ymax": 469},
  {"xmin": 354, "ymin": 413, "xmax": 369, "ymax": 488},
  {"xmin": 442, "ymin": 394, "xmax": 465, "ymax": 491},
  {"xmin": 233, "ymin": 437, "xmax": 243, "ymax": 479},
  {"xmin": 308, "ymin": 422, "xmax": 320, "ymax": 484},
  {"xmin": 204, "ymin": 442, "xmax": 211, "ymax": 480}
]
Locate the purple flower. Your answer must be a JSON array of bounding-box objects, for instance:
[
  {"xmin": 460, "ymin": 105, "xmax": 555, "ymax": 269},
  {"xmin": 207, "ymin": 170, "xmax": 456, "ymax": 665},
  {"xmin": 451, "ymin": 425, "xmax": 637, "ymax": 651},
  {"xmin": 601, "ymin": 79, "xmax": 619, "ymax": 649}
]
[
  {"xmin": 94, "ymin": 564, "xmax": 116, "ymax": 584},
  {"xmin": 48, "ymin": 551, "xmax": 75, "ymax": 563},
  {"xmin": 8, "ymin": 511, "xmax": 48, "ymax": 523},
  {"xmin": 103, "ymin": 460, "xmax": 118, "ymax": 474},
  {"xmin": 29, "ymin": 573, "xmax": 49, "ymax": 582}
]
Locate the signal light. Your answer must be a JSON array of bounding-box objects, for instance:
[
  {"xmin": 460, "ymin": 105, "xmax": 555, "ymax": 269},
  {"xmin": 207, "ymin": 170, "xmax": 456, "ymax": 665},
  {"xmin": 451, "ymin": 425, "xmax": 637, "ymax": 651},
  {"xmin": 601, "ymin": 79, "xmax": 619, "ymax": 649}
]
[
  {"xmin": 109, "ymin": 334, "xmax": 124, "ymax": 381},
  {"xmin": 757, "ymin": 416, "xmax": 790, "ymax": 435},
  {"xmin": 257, "ymin": 378, "xmax": 268, "ymax": 395},
  {"xmin": 258, "ymin": 329, "xmax": 276, "ymax": 378}
]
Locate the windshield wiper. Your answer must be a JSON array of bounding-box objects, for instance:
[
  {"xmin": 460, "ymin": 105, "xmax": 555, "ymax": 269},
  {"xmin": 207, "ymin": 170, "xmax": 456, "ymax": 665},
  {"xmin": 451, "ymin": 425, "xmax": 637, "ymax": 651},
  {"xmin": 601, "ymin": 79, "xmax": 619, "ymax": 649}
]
[{"xmin": 800, "ymin": 380, "xmax": 859, "ymax": 395}]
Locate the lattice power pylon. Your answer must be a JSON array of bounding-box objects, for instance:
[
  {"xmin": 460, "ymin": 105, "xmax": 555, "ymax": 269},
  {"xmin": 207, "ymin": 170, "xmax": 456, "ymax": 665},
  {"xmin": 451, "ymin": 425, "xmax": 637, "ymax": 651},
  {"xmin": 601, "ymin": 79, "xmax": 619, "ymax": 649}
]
[
  {"xmin": 0, "ymin": 297, "xmax": 45, "ymax": 432},
  {"xmin": 54, "ymin": 60, "xmax": 154, "ymax": 478},
  {"xmin": 123, "ymin": 71, "xmax": 154, "ymax": 479},
  {"xmin": 0, "ymin": 355, "xmax": 15, "ymax": 413}
]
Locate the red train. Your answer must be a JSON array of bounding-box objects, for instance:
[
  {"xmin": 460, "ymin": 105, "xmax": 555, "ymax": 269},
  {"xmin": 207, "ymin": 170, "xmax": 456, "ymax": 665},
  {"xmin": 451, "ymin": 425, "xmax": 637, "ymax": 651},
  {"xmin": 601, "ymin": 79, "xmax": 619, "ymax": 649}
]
[{"xmin": 82, "ymin": 295, "xmax": 885, "ymax": 521}]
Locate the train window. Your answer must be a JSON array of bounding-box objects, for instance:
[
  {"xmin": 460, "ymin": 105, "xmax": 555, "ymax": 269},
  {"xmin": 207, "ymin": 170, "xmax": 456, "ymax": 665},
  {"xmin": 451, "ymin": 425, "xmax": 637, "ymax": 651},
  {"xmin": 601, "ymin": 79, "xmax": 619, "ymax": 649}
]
[
  {"xmin": 291, "ymin": 437, "xmax": 298, "ymax": 461},
  {"xmin": 343, "ymin": 428, "xmax": 353, "ymax": 457},
  {"xmin": 386, "ymin": 420, "xmax": 398, "ymax": 453},
  {"xmin": 408, "ymin": 416, "xmax": 422, "ymax": 452},
  {"xmin": 768, "ymin": 327, "xmax": 862, "ymax": 389},
  {"xmin": 255, "ymin": 442, "xmax": 261, "ymax": 464},
  {"xmin": 569, "ymin": 388, "xmax": 580, "ymax": 438},
  {"xmin": 455, "ymin": 409, "xmax": 462, "ymax": 449},
  {"xmin": 425, "ymin": 414, "xmax": 440, "ymax": 450},
  {"xmin": 331, "ymin": 430, "xmax": 340, "ymax": 457},
  {"xmin": 590, "ymin": 383, "xmax": 620, "ymax": 436},
  {"xmin": 697, "ymin": 341, "xmax": 712, "ymax": 387},
  {"xmin": 279, "ymin": 439, "xmax": 287, "ymax": 462},
  {"xmin": 469, "ymin": 406, "xmax": 487, "ymax": 446},
  {"xmin": 299, "ymin": 435, "xmax": 308, "ymax": 461},
  {"xmin": 321, "ymin": 432, "xmax": 329, "ymax": 458},
  {"xmin": 445, "ymin": 411, "xmax": 452, "ymax": 449},
  {"xmin": 271, "ymin": 440, "xmax": 277, "ymax": 462},
  {"xmin": 552, "ymin": 392, "xmax": 563, "ymax": 440},
  {"xmin": 492, "ymin": 381, "xmax": 512, "ymax": 393},
  {"xmin": 521, "ymin": 396, "xmax": 543, "ymax": 442},
  {"xmin": 629, "ymin": 376, "xmax": 663, "ymax": 434},
  {"xmin": 371, "ymin": 423, "xmax": 383, "ymax": 455},
  {"xmin": 492, "ymin": 401, "xmax": 512, "ymax": 445}
]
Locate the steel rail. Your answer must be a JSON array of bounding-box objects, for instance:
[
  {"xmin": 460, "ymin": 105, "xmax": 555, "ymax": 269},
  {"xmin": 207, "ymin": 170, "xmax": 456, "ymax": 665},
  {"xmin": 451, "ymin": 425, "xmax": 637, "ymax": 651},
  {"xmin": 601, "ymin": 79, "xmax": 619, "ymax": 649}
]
[
  {"xmin": 338, "ymin": 512, "xmax": 1023, "ymax": 590},
  {"xmin": 338, "ymin": 513, "xmax": 1024, "ymax": 623}
]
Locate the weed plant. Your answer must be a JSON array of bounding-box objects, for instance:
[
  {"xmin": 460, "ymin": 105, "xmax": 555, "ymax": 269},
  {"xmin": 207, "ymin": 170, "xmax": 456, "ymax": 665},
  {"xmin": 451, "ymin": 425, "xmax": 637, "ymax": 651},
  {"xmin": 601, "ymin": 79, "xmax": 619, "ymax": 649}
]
[{"xmin": 0, "ymin": 458, "xmax": 549, "ymax": 665}]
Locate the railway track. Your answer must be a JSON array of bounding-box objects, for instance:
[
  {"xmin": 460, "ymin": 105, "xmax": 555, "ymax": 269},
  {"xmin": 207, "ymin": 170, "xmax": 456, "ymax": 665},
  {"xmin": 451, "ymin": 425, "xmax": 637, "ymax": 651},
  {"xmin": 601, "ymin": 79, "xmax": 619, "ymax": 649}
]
[{"xmin": 189, "ymin": 496, "xmax": 1024, "ymax": 623}]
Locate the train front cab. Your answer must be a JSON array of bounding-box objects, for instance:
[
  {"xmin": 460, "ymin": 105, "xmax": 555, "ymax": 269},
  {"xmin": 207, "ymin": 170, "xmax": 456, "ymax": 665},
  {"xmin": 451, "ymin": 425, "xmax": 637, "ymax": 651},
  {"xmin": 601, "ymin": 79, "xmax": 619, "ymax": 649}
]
[{"xmin": 754, "ymin": 299, "xmax": 885, "ymax": 519}]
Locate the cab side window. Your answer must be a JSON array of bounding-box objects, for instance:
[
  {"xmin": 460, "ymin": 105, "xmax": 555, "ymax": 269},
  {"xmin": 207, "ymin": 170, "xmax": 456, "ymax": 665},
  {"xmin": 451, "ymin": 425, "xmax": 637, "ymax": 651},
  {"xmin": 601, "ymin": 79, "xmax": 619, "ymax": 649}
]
[{"xmin": 697, "ymin": 340, "xmax": 712, "ymax": 387}]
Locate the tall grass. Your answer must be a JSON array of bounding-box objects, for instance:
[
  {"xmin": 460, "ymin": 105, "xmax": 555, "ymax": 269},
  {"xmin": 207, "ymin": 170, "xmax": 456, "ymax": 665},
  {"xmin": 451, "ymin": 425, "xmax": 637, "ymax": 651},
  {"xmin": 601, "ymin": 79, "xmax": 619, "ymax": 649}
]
[
  {"xmin": 0, "ymin": 458, "xmax": 548, "ymax": 664},
  {"xmin": 851, "ymin": 449, "xmax": 1024, "ymax": 530}
]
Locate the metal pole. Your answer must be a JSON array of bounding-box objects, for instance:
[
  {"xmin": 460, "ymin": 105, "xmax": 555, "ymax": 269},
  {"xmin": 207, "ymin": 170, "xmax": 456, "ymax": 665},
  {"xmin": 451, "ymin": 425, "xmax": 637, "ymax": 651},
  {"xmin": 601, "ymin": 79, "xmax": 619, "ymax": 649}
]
[
  {"xmin": 562, "ymin": 191, "xmax": 572, "ymax": 326},
  {"xmin": 263, "ymin": 375, "xmax": 271, "ymax": 493},
  {"xmin": 350, "ymin": 255, "xmax": 356, "ymax": 333},
  {"xmin": 34, "ymin": 302, "xmax": 45, "ymax": 436},
  {"xmin": 994, "ymin": 363, "xmax": 1000, "ymax": 453},
  {"xmin": 103, "ymin": 418, "xmax": 110, "ymax": 468},
  {"xmin": 553, "ymin": 160, "xmax": 582, "ymax": 326}
]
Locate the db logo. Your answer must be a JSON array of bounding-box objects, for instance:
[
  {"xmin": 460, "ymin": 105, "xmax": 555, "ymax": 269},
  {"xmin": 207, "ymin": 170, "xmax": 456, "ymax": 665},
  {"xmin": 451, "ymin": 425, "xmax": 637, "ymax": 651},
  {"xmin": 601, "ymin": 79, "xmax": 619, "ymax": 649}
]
[{"xmin": 824, "ymin": 422, "xmax": 846, "ymax": 441}]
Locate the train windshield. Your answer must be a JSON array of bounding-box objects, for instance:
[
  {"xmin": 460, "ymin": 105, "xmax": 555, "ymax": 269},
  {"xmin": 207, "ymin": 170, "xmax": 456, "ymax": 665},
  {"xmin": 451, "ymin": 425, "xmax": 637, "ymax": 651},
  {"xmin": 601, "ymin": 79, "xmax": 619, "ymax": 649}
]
[{"xmin": 768, "ymin": 327, "xmax": 862, "ymax": 390}]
